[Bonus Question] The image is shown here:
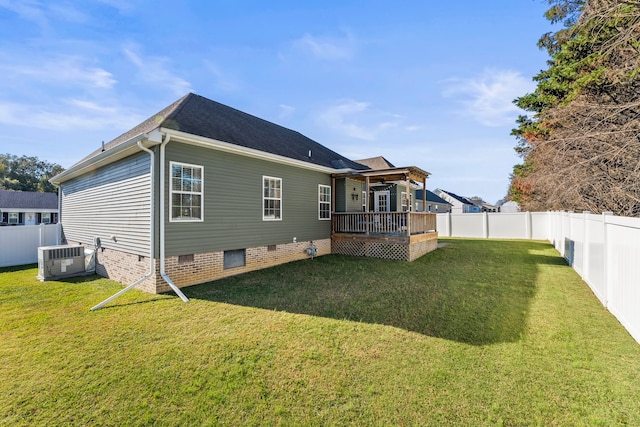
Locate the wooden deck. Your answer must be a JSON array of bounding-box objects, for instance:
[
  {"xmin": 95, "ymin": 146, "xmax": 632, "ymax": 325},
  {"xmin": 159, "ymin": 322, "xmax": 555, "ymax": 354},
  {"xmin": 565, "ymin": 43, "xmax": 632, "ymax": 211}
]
[
  {"xmin": 331, "ymin": 212, "xmax": 438, "ymax": 261},
  {"xmin": 332, "ymin": 212, "xmax": 436, "ymax": 235}
]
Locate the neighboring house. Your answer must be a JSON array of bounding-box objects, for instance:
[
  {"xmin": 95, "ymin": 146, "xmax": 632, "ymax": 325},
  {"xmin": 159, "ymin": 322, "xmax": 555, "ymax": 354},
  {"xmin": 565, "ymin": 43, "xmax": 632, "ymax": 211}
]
[
  {"xmin": 414, "ymin": 189, "xmax": 452, "ymax": 213},
  {"xmin": 468, "ymin": 197, "xmax": 498, "ymax": 213},
  {"xmin": 51, "ymin": 93, "xmax": 437, "ymax": 296},
  {"xmin": 433, "ymin": 189, "xmax": 481, "ymax": 213},
  {"xmin": 0, "ymin": 190, "xmax": 58, "ymax": 226}
]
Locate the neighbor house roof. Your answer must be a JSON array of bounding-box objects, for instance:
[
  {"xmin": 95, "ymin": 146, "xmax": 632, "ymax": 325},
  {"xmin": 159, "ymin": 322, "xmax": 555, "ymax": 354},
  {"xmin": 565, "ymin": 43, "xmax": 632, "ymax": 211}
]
[
  {"xmin": 77, "ymin": 93, "xmax": 368, "ymax": 172},
  {"xmin": 0, "ymin": 190, "xmax": 58, "ymax": 210},
  {"xmin": 415, "ymin": 190, "xmax": 452, "ymax": 205},
  {"xmin": 435, "ymin": 189, "xmax": 475, "ymax": 206}
]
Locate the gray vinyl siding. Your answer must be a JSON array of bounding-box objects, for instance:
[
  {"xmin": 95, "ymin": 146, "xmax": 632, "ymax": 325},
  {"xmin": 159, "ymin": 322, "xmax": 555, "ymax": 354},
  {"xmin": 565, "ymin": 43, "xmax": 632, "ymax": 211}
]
[
  {"xmin": 344, "ymin": 178, "xmax": 364, "ymax": 212},
  {"xmin": 164, "ymin": 142, "xmax": 332, "ymax": 256},
  {"xmin": 391, "ymin": 184, "xmax": 414, "ymax": 211},
  {"xmin": 60, "ymin": 152, "xmax": 152, "ymax": 256},
  {"xmin": 335, "ymin": 178, "xmax": 365, "ymax": 213}
]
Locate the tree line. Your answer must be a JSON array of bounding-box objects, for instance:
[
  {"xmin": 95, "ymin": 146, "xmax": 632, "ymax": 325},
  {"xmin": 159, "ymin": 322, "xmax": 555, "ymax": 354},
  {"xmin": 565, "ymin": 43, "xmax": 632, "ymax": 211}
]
[
  {"xmin": 509, "ymin": 0, "xmax": 640, "ymax": 216},
  {"xmin": 0, "ymin": 154, "xmax": 64, "ymax": 194}
]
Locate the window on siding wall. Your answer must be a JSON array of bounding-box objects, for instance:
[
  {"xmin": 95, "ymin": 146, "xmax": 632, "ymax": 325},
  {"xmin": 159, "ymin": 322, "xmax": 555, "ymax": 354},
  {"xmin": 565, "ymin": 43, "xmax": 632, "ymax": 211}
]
[
  {"xmin": 8, "ymin": 212, "xmax": 19, "ymax": 224},
  {"xmin": 401, "ymin": 192, "xmax": 413, "ymax": 212},
  {"xmin": 263, "ymin": 176, "xmax": 282, "ymax": 220},
  {"xmin": 319, "ymin": 184, "xmax": 331, "ymax": 220},
  {"xmin": 41, "ymin": 213, "xmax": 51, "ymax": 224},
  {"xmin": 170, "ymin": 162, "xmax": 203, "ymax": 222}
]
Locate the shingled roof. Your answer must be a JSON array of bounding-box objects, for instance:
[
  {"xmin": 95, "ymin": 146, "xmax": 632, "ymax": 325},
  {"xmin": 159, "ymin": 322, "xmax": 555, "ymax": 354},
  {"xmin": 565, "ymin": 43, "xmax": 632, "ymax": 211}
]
[
  {"xmin": 0, "ymin": 190, "xmax": 58, "ymax": 210},
  {"xmin": 355, "ymin": 156, "xmax": 396, "ymax": 170},
  {"xmin": 415, "ymin": 189, "xmax": 452, "ymax": 205},
  {"xmin": 435, "ymin": 189, "xmax": 475, "ymax": 205},
  {"xmin": 79, "ymin": 93, "xmax": 367, "ymax": 171}
]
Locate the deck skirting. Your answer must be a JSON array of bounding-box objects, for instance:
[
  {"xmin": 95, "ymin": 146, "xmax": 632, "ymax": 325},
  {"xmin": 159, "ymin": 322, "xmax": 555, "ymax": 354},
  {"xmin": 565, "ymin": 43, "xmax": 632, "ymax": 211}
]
[{"xmin": 331, "ymin": 232, "xmax": 438, "ymax": 261}]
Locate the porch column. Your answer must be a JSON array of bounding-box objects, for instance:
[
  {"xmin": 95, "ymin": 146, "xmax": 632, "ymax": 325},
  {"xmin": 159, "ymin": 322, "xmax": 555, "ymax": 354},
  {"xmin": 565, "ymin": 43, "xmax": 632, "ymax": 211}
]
[
  {"xmin": 331, "ymin": 177, "xmax": 336, "ymax": 233},
  {"xmin": 406, "ymin": 175, "xmax": 411, "ymax": 236},
  {"xmin": 422, "ymin": 177, "xmax": 426, "ymax": 212},
  {"xmin": 365, "ymin": 176, "xmax": 370, "ymax": 235}
]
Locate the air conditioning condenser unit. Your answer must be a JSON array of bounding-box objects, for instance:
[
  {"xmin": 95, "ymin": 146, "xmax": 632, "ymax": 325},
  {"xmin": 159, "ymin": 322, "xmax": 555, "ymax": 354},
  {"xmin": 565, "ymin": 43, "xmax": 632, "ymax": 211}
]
[{"xmin": 38, "ymin": 245, "xmax": 88, "ymax": 281}]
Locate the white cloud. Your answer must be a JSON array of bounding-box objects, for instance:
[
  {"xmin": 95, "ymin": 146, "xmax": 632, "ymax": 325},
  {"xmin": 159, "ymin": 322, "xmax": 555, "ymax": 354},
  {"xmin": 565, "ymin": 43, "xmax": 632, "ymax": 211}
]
[
  {"xmin": 48, "ymin": 2, "xmax": 88, "ymax": 23},
  {"xmin": 318, "ymin": 99, "xmax": 401, "ymax": 141},
  {"xmin": 0, "ymin": 99, "xmax": 141, "ymax": 131},
  {"xmin": 0, "ymin": 55, "xmax": 116, "ymax": 89},
  {"xmin": 123, "ymin": 44, "xmax": 192, "ymax": 96},
  {"xmin": 441, "ymin": 69, "xmax": 533, "ymax": 127},
  {"xmin": 0, "ymin": 0, "xmax": 90, "ymax": 28},
  {"xmin": 0, "ymin": 0, "xmax": 49, "ymax": 29},
  {"xmin": 292, "ymin": 31, "xmax": 356, "ymax": 61}
]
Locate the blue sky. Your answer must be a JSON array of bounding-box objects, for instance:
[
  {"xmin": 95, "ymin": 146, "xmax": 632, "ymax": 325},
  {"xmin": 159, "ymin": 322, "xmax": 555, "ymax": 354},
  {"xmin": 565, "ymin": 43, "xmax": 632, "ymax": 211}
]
[{"xmin": 0, "ymin": 1, "xmax": 554, "ymax": 204}]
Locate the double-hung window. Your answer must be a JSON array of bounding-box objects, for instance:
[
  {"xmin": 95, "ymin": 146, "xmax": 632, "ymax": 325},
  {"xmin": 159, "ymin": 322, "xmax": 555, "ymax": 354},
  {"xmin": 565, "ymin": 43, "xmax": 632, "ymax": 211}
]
[
  {"xmin": 263, "ymin": 176, "xmax": 282, "ymax": 220},
  {"xmin": 8, "ymin": 212, "xmax": 18, "ymax": 225},
  {"xmin": 319, "ymin": 185, "xmax": 331, "ymax": 220},
  {"xmin": 170, "ymin": 162, "xmax": 203, "ymax": 222}
]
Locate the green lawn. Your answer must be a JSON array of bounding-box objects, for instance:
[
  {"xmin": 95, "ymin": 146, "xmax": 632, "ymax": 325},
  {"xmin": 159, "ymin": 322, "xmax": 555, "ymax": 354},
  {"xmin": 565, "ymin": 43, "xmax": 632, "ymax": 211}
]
[{"xmin": 1, "ymin": 239, "xmax": 639, "ymax": 426}]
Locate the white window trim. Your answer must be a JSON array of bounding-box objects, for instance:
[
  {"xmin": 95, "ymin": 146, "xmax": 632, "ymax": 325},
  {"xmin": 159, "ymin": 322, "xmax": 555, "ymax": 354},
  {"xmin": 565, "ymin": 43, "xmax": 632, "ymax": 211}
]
[
  {"xmin": 263, "ymin": 175, "xmax": 282, "ymax": 221},
  {"xmin": 318, "ymin": 184, "xmax": 331, "ymax": 220},
  {"xmin": 170, "ymin": 161, "xmax": 204, "ymax": 223},
  {"xmin": 41, "ymin": 213, "xmax": 51, "ymax": 224}
]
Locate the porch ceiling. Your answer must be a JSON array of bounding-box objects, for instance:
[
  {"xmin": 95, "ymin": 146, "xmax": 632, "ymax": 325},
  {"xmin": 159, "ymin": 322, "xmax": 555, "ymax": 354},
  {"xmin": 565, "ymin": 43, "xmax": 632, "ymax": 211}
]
[{"xmin": 333, "ymin": 166, "xmax": 430, "ymax": 183}]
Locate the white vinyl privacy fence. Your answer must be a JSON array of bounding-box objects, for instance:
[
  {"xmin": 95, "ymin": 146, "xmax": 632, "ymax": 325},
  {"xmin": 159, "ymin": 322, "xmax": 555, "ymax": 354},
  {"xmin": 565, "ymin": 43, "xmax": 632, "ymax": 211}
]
[
  {"xmin": 437, "ymin": 211, "xmax": 640, "ymax": 345},
  {"xmin": 0, "ymin": 223, "xmax": 62, "ymax": 268}
]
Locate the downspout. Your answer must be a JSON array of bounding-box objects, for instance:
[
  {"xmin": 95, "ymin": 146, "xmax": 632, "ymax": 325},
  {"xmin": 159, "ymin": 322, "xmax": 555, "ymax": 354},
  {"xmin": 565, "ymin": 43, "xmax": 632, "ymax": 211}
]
[
  {"xmin": 159, "ymin": 134, "xmax": 190, "ymax": 302},
  {"xmin": 57, "ymin": 189, "xmax": 62, "ymax": 244},
  {"xmin": 90, "ymin": 139, "xmax": 160, "ymax": 310}
]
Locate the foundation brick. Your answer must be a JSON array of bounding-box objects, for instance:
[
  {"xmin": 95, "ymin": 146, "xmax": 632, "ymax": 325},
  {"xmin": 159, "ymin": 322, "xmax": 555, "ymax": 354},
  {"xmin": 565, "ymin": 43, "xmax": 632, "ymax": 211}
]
[{"xmin": 78, "ymin": 239, "xmax": 330, "ymax": 295}]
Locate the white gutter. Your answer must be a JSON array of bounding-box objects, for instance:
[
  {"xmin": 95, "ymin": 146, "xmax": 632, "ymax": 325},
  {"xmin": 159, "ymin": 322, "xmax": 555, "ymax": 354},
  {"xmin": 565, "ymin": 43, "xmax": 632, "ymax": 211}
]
[
  {"xmin": 90, "ymin": 139, "xmax": 161, "ymax": 310},
  {"xmin": 159, "ymin": 134, "xmax": 189, "ymax": 302},
  {"xmin": 51, "ymin": 133, "xmax": 153, "ymax": 186},
  {"xmin": 161, "ymin": 127, "xmax": 356, "ymax": 175}
]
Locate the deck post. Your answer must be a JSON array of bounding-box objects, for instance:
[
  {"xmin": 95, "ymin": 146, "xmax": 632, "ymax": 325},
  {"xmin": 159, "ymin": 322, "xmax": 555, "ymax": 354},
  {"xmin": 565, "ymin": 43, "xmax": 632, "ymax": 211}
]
[
  {"xmin": 405, "ymin": 175, "xmax": 411, "ymax": 236},
  {"xmin": 331, "ymin": 177, "xmax": 336, "ymax": 233},
  {"xmin": 365, "ymin": 176, "xmax": 370, "ymax": 235},
  {"xmin": 422, "ymin": 177, "xmax": 426, "ymax": 212}
]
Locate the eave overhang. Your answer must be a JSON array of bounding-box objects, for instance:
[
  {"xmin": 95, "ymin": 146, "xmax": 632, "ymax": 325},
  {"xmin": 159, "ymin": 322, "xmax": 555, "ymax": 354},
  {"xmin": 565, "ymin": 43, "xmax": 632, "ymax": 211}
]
[
  {"xmin": 50, "ymin": 127, "xmax": 358, "ymax": 186},
  {"xmin": 50, "ymin": 132, "xmax": 162, "ymax": 185},
  {"xmin": 161, "ymin": 127, "xmax": 354, "ymax": 175}
]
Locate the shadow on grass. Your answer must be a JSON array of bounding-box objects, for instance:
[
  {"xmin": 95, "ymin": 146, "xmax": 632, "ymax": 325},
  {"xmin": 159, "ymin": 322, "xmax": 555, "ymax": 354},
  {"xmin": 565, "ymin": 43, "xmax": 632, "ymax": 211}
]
[{"xmin": 183, "ymin": 240, "xmax": 555, "ymax": 346}]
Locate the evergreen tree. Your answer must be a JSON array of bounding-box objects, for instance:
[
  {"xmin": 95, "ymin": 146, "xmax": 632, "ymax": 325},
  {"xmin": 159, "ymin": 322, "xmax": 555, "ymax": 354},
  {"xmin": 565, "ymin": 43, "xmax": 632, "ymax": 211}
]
[{"xmin": 509, "ymin": 0, "xmax": 640, "ymax": 215}]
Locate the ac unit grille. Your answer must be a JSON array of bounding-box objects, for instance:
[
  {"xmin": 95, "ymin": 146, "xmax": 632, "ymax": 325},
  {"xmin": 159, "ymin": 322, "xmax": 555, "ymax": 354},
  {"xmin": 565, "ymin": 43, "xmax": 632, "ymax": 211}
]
[{"xmin": 47, "ymin": 246, "xmax": 83, "ymax": 260}]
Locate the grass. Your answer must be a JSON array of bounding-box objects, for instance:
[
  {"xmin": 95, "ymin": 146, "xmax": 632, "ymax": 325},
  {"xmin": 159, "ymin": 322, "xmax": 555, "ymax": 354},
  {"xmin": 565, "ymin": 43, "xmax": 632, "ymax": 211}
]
[{"xmin": 1, "ymin": 238, "xmax": 639, "ymax": 426}]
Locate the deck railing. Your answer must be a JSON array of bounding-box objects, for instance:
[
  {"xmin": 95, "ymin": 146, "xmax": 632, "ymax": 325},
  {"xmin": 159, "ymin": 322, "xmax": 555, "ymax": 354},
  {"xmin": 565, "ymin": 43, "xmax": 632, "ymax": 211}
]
[{"xmin": 332, "ymin": 212, "xmax": 436, "ymax": 235}]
